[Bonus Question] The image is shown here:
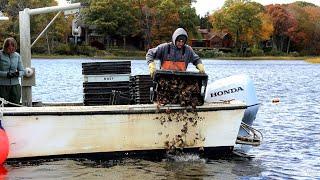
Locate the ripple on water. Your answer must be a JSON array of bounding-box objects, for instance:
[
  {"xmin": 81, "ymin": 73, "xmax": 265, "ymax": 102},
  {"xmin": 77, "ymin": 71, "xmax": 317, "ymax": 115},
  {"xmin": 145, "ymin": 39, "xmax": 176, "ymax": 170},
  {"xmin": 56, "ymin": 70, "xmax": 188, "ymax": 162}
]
[{"xmin": 8, "ymin": 59, "xmax": 318, "ymax": 179}]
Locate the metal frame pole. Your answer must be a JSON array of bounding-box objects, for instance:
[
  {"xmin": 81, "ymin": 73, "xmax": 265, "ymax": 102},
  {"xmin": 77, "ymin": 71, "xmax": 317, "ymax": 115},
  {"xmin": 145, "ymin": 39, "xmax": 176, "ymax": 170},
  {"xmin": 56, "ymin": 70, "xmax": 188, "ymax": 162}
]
[
  {"xmin": 19, "ymin": 3, "xmax": 82, "ymax": 106},
  {"xmin": 31, "ymin": 11, "xmax": 62, "ymax": 48},
  {"xmin": 19, "ymin": 9, "xmax": 32, "ymax": 107}
]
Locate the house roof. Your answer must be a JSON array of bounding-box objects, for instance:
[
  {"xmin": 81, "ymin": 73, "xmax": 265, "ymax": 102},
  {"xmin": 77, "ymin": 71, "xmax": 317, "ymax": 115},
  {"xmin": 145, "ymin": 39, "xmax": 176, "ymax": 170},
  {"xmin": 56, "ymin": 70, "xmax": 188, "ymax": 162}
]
[{"xmin": 198, "ymin": 29, "xmax": 231, "ymax": 40}]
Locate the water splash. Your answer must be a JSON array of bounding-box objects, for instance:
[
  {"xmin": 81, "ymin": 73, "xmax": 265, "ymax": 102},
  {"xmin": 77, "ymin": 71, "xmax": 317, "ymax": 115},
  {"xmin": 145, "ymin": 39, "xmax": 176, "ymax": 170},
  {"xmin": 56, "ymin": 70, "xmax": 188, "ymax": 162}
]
[{"xmin": 166, "ymin": 153, "xmax": 206, "ymax": 163}]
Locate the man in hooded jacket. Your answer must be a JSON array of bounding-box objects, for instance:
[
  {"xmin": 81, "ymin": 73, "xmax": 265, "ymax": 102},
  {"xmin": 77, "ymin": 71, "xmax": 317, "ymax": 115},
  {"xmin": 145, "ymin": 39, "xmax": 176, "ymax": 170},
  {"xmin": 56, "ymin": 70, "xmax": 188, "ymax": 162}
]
[{"xmin": 146, "ymin": 28, "xmax": 205, "ymax": 78}]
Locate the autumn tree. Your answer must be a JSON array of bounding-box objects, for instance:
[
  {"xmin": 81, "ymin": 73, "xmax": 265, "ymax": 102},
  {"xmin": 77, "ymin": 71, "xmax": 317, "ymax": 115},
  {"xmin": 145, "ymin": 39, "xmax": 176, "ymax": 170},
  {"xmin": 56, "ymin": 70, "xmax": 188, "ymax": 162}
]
[
  {"xmin": 147, "ymin": 0, "xmax": 198, "ymax": 46},
  {"xmin": 304, "ymin": 6, "xmax": 320, "ymax": 55},
  {"xmin": 83, "ymin": 0, "xmax": 199, "ymax": 49},
  {"xmin": 211, "ymin": 0, "xmax": 265, "ymax": 54},
  {"xmin": 285, "ymin": 3, "xmax": 309, "ymax": 53},
  {"xmin": 266, "ymin": 4, "xmax": 298, "ymax": 52},
  {"xmin": 258, "ymin": 13, "xmax": 274, "ymax": 45},
  {"xmin": 150, "ymin": 0, "xmax": 180, "ymax": 45},
  {"xmin": 1, "ymin": 0, "xmax": 73, "ymax": 54},
  {"xmin": 285, "ymin": 2, "xmax": 320, "ymax": 55},
  {"xmin": 131, "ymin": 0, "xmax": 159, "ymax": 49}
]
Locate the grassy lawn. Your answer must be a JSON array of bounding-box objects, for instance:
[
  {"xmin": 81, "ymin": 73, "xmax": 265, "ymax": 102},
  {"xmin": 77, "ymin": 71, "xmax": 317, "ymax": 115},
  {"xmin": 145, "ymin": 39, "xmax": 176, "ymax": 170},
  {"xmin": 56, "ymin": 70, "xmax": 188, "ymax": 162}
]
[
  {"xmin": 32, "ymin": 54, "xmax": 145, "ymax": 60},
  {"xmin": 210, "ymin": 56, "xmax": 306, "ymax": 60},
  {"xmin": 305, "ymin": 57, "xmax": 320, "ymax": 63},
  {"xmin": 32, "ymin": 53, "xmax": 319, "ymax": 62}
]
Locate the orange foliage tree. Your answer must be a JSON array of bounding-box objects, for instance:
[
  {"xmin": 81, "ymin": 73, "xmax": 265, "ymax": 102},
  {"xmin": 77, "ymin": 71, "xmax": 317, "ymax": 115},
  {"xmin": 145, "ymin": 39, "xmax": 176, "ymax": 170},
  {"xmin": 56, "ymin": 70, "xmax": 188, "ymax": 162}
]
[
  {"xmin": 286, "ymin": 3, "xmax": 320, "ymax": 55},
  {"xmin": 266, "ymin": 4, "xmax": 298, "ymax": 52}
]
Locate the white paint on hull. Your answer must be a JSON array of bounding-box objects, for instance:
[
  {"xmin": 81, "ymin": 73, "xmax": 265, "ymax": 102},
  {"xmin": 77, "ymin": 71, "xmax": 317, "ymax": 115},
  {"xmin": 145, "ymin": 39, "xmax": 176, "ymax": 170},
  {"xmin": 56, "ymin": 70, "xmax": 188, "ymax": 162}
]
[{"xmin": 2, "ymin": 102, "xmax": 245, "ymax": 158}]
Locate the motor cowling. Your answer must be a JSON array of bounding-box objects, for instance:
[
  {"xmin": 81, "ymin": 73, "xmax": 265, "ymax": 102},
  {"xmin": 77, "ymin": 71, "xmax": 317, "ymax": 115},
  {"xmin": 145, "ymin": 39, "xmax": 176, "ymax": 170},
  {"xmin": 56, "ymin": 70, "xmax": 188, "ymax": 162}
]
[
  {"xmin": 205, "ymin": 74, "xmax": 262, "ymax": 152},
  {"xmin": 204, "ymin": 74, "xmax": 259, "ymax": 126},
  {"xmin": 204, "ymin": 74, "xmax": 258, "ymax": 106}
]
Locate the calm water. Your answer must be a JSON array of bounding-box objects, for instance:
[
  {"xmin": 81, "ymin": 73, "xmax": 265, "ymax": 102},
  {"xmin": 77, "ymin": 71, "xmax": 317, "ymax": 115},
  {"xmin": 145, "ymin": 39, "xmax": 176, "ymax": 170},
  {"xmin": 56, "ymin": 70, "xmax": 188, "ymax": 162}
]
[{"xmin": 2, "ymin": 59, "xmax": 320, "ymax": 179}]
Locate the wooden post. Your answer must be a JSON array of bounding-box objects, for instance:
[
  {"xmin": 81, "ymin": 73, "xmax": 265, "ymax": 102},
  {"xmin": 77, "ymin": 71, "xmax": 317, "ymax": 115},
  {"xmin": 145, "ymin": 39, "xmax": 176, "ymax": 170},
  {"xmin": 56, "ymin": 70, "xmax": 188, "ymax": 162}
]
[{"xmin": 19, "ymin": 9, "xmax": 33, "ymax": 107}]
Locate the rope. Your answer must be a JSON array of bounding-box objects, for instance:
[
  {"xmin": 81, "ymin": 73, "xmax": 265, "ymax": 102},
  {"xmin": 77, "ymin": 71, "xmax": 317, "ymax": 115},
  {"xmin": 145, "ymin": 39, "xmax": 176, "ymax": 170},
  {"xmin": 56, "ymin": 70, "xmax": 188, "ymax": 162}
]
[
  {"xmin": 0, "ymin": 98, "xmax": 4, "ymax": 120},
  {"xmin": 0, "ymin": 97, "xmax": 24, "ymax": 107},
  {"xmin": 210, "ymin": 99, "xmax": 235, "ymax": 104}
]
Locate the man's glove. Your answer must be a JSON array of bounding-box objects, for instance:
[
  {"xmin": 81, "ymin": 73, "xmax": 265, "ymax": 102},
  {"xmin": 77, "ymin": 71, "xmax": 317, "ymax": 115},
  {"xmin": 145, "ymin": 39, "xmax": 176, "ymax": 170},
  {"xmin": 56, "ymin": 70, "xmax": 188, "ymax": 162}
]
[
  {"xmin": 148, "ymin": 62, "xmax": 156, "ymax": 78},
  {"xmin": 196, "ymin": 63, "xmax": 205, "ymax": 73},
  {"xmin": 14, "ymin": 71, "xmax": 19, "ymax": 77},
  {"xmin": 7, "ymin": 72, "xmax": 15, "ymax": 78}
]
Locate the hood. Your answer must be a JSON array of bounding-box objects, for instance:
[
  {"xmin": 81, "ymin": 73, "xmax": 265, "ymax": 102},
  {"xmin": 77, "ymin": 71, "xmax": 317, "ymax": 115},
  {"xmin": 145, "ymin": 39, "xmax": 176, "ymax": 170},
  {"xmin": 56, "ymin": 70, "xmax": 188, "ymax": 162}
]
[{"xmin": 172, "ymin": 28, "xmax": 188, "ymax": 47}]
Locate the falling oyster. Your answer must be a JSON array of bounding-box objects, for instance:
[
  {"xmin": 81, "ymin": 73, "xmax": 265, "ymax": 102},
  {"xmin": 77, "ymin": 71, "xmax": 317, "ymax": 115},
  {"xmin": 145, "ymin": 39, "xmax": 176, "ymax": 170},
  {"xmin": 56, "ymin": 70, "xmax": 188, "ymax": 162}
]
[
  {"xmin": 156, "ymin": 77, "xmax": 202, "ymax": 107},
  {"xmin": 152, "ymin": 75, "xmax": 207, "ymax": 152}
]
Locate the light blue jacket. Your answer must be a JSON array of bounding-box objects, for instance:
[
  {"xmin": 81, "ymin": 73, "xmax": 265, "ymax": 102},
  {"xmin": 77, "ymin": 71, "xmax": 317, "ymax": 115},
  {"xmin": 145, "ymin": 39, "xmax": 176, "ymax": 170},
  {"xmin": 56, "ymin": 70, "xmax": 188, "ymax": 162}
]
[{"xmin": 0, "ymin": 50, "xmax": 25, "ymax": 85}]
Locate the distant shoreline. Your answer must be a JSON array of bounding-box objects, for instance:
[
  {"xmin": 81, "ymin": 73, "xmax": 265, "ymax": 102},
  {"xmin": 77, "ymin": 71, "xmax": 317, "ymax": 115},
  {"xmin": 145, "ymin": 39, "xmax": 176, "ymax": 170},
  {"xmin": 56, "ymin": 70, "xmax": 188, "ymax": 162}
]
[{"xmin": 32, "ymin": 54, "xmax": 318, "ymax": 61}]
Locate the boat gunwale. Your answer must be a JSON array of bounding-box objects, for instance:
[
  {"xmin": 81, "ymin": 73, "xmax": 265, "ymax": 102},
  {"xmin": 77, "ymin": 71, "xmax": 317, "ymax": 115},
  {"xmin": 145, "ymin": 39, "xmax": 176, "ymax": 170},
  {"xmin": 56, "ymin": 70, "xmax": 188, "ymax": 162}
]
[{"xmin": 2, "ymin": 103, "xmax": 247, "ymax": 116}]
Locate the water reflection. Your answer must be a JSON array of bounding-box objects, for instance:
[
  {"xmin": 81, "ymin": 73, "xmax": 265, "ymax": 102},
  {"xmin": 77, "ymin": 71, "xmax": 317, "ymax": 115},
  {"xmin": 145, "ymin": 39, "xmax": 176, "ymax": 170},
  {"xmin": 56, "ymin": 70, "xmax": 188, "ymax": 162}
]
[
  {"xmin": 3, "ymin": 153, "xmax": 267, "ymax": 179},
  {"xmin": 5, "ymin": 59, "xmax": 320, "ymax": 179}
]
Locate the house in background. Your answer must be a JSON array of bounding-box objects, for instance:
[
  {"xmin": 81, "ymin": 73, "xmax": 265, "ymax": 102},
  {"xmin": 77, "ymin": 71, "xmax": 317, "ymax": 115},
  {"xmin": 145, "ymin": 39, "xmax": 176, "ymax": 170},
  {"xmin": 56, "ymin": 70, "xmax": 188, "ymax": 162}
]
[
  {"xmin": 70, "ymin": 25, "xmax": 235, "ymax": 51},
  {"xmin": 191, "ymin": 29, "xmax": 234, "ymax": 52}
]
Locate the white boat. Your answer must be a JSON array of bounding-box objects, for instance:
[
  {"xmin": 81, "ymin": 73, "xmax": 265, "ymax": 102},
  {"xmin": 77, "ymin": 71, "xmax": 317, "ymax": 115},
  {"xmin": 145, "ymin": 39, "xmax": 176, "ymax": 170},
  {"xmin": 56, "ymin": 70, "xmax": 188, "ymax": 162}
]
[
  {"xmin": 1, "ymin": 101, "xmax": 246, "ymax": 159},
  {"xmin": 0, "ymin": 4, "xmax": 262, "ymax": 160},
  {"xmin": 0, "ymin": 74, "xmax": 262, "ymax": 159}
]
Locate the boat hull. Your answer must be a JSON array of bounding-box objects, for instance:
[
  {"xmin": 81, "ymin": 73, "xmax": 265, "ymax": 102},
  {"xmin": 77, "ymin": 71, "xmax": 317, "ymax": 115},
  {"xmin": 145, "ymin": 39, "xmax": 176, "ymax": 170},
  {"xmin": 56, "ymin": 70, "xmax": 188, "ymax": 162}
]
[{"xmin": 2, "ymin": 102, "xmax": 246, "ymax": 159}]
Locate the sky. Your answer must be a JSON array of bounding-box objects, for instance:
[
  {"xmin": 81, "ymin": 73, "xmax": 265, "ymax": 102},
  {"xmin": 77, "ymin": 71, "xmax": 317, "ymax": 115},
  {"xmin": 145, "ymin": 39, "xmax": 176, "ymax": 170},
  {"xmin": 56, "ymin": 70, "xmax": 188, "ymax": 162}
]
[
  {"xmin": 192, "ymin": 0, "xmax": 320, "ymax": 17},
  {"xmin": 56, "ymin": 0, "xmax": 320, "ymax": 17}
]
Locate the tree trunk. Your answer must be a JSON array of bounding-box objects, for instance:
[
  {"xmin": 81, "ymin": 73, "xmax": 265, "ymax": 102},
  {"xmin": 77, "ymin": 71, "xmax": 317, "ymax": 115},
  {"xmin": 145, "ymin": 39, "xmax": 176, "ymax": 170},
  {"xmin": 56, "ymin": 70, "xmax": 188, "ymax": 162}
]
[
  {"xmin": 85, "ymin": 27, "xmax": 89, "ymax": 45},
  {"xmin": 272, "ymin": 36, "xmax": 277, "ymax": 50},
  {"xmin": 286, "ymin": 38, "xmax": 291, "ymax": 54},
  {"xmin": 280, "ymin": 35, "xmax": 284, "ymax": 52},
  {"xmin": 123, "ymin": 36, "xmax": 126, "ymax": 50},
  {"xmin": 51, "ymin": 35, "xmax": 54, "ymax": 53},
  {"xmin": 46, "ymin": 32, "xmax": 51, "ymax": 55},
  {"xmin": 106, "ymin": 35, "xmax": 110, "ymax": 48},
  {"xmin": 145, "ymin": 15, "xmax": 151, "ymax": 49}
]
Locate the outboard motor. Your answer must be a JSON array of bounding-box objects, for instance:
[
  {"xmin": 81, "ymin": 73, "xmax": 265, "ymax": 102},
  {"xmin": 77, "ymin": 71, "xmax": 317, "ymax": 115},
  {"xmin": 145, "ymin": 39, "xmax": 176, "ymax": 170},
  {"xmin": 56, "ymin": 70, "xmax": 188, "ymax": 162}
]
[
  {"xmin": 204, "ymin": 74, "xmax": 259, "ymax": 125},
  {"xmin": 204, "ymin": 74, "xmax": 262, "ymax": 153}
]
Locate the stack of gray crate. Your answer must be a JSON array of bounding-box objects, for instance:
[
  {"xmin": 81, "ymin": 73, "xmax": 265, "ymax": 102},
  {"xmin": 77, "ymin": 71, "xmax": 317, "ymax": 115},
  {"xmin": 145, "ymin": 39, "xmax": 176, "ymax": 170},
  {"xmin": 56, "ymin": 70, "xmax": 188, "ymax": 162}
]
[
  {"xmin": 82, "ymin": 61, "xmax": 131, "ymax": 106},
  {"xmin": 130, "ymin": 75, "xmax": 153, "ymax": 104}
]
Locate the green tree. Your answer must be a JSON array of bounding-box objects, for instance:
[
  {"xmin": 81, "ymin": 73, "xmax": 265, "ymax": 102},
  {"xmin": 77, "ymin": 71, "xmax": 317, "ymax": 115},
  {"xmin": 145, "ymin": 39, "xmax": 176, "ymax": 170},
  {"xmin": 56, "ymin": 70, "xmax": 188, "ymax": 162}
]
[
  {"xmin": 131, "ymin": 0, "xmax": 159, "ymax": 49},
  {"xmin": 200, "ymin": 13, "xmax": 212, "ymax": 30},
  {"xmin": 148, "ymin": 0, "xmax": 198, "ymax": 46},
  {"xmin": 116, "ymin": 1, "xmax": 138, "ymax": 49},
  {"xmin": 75, "ymin": 0, "xmax": 199, "ymax": 50},
  {"xmin": 2, "ymin": 0, "xmax": 72, "ymax": 54},
  {"xmin": 83, "ymin": 0, "xmax": 138, "ymax": 48},
  {"xmin": 211, "ymin": 0, "xmax": 264, "ymax": 54},
  {"xmin": 151, "ymin": 0, "xmax": 180, "ymax": 45},
  {"xmin": 178, "ymin": 4, "xmax": 199, "ymax": 36},
  {"xmin": 293, "ymin": 1, "xmax": 317, "ymax": 7}
]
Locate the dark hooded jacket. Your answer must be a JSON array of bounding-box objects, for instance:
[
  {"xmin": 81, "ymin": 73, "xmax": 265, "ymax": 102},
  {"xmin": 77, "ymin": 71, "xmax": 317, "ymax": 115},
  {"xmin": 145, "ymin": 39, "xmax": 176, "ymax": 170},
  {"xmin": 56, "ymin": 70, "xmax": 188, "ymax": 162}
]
[{"xmin": 146, "ymin": 28, "xmax": 201, "ymax": 69}]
